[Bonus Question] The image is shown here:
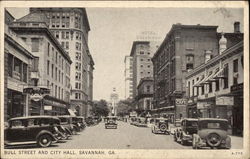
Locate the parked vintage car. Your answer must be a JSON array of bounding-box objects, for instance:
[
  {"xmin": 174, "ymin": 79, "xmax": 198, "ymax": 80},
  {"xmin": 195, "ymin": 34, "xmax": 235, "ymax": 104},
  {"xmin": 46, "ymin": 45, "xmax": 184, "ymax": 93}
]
[
  {"xmin": 85, "ymin": 116, "xmax": 95, "ymax": 126},
  {"xmin": 192, "ymin": 118, "xmax": 231, "ymax": 149},
  {"xmin": 173, "ymin": 118, "xmax": 198, "ymax": 145},
  {"xmin": 105, "ymin": 116, "xmax": 117, "ymax": 129},
  {"xmin": 4, "ymin": 116, "xmax": 61, "ymax": 147},
  {"xmin": 58, "ymin": 116, "xmax": 78, "ymax": 135},
  {"xmin": 151, "ymin": 118, "xmax": 170, "ymax": 134},
  {"xmin": 136, "ymin": 117, "xmax": 147, "ymax": 127},
  {"xmin": 72, "ymin": 116, "xmax": 86, "ymax": 132}
]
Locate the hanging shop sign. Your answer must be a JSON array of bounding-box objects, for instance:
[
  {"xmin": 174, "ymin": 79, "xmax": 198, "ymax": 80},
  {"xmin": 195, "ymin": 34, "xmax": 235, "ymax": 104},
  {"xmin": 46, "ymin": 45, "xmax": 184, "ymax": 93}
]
[
  {"xmin": 30, "ymin": 94, "xmax": 43, "ymax": 102},
  {"xmin": 44, "ymin": 105, "xmax": 52, "ymax": 110},
  {"xmin": 175, "ymin": 98, "xmax": 187, "ymax": 105},
  {"xmin": 216, "ymin": 96, "xmax": 234, "ymax": 106}
]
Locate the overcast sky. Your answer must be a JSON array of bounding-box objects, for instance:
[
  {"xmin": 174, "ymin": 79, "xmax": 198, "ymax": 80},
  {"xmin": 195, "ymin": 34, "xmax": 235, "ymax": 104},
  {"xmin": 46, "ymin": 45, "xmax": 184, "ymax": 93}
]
[{"xmin": 7, "ymin": 7, "xmax": 243, "ymax": 101}]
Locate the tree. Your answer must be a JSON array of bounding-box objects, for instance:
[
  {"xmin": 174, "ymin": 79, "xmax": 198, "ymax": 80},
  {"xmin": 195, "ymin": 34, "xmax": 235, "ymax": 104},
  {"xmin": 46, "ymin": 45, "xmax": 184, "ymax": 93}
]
[
  {"xmin": 91, "ymin": 99, "xmax": 110, "ymax": 117},
  {"xmin": 117, "ymin": 99, "xmax": 134, "ymax": 117}
]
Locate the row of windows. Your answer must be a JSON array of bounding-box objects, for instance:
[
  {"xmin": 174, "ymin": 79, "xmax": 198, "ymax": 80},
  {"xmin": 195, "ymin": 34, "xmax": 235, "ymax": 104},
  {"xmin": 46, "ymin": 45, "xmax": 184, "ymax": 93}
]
[
  {"xmin": 75, "ymin": 92, "xmax": 82, "ymax": 99},
  {"xmin": 140, "ymin": 58, "xmax": 151, "ymax": 62},
  {"xmin": 52, "ymin": 31, "xmax": 82, "ymax": 41},
  {"xmin": 47, "ymin": 80, "xmax": 65, "ymax": 100},
  {"xmin": 140, "ymin": 65, "xmax": 151, "ymax": 68},
  {"xmin": 47, "ymin": 60, "xmax": 66, "ymax": 85},
  {"xmin": 8, "ymin": 54, "xmax": 28, "ymax": 83},
  {"xmin": 140, "ymin": 71, "xmax": 151, "ymax": 74},
  {"xmin": 76, "ymin": 52, "xmax": 82, "ymax": 61},
  {"xmin": 61, "ymin": 41, "xmax": 69, "ymax": 50}
]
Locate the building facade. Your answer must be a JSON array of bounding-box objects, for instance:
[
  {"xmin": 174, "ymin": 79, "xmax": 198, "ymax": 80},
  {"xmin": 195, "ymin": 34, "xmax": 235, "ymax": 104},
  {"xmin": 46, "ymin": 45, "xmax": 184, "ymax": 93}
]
[
  {"xmin": 124, "ymin": 56, "xmax": 133, "ymax": 99},
  {"xmin": 29, "ymin": 8, "xmax": 94, "ymax": 117},
  {"xmin": 186, "ymin": 24, "xmax": 243, "ymax": 136},
  {"xmin": 4, "ymin": 10, "xmax": 35, "ymax": 121},
  {"xmin": 130, "ymin": 41, "xmax": 154, "ymax": 99},
  {"xmin": 136, "ymin": 77, "xmax": 154, "ymax": 111},
  {"xmin": 9, "ymin": 12, "xmax": 72, "ymax": 116},
  {"xmin": 152, "ymin": 24, "xmax": 219, "ymax": 122}
]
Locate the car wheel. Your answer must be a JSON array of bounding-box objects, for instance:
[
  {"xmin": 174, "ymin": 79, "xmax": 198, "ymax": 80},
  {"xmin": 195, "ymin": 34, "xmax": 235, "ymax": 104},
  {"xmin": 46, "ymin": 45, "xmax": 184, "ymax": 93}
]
[
  {"xmin": 37, "ymin": 134, "xmax": 52, "ymax": 148},
  {"xmin": 206, "ymin": 133, "xmax": 222, "ymax": 147}
]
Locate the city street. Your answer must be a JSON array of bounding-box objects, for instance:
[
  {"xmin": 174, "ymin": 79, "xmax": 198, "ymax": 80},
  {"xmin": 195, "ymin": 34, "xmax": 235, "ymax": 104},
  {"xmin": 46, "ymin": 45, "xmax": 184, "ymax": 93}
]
[{"xmin": 5, "ymin": 121, "xmax": 243, "ymax": 149}]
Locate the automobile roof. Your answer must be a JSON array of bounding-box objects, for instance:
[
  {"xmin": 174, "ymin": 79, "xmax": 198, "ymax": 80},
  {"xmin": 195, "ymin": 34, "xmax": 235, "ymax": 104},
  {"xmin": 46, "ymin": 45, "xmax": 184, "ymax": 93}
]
[
  {"xmin": 181, "ymin": 118, "xmax": 198, "ymax": 121},
  {"xmin": 198, "ymin": 118, "xmax": 228, "ymax": 122},
  {"xmin": 106, "ymin": 116, "xmax": 117, "ymax": 118},
  {"xmin": 9, "ymin": 116, "xmax": 59, "ymax": 120}
]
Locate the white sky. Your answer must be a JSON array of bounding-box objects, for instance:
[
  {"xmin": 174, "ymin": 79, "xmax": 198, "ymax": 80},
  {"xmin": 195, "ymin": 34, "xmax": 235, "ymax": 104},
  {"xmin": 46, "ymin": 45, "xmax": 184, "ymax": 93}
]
[{"xmin": 6, "ymin": 7, "xmax": 243, "ymax": 101}]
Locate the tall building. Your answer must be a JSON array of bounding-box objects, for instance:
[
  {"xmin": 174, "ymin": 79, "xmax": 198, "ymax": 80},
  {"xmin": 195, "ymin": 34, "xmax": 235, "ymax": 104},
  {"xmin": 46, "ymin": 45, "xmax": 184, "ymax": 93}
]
[
  {"xmin": 152, "ymin": 23, "xmax": 219, "ymax": 122},
  {"xmin": 9, "ymin": 11, "xmax": 72, "ymax": 116},
  {"xmin": 136, "ymin": 77, "xmax": 154, "ymax": 111},
  {"xmin": 130, "ymin": 41, "xmax": 153, "ymax": 98},
  {"xmin": 29, "ymin": 8, "xmax": 95, "ymax": 117},
  {"xmin": 124, "ymin": 56, "xmax": 133, "ymax": 99}
]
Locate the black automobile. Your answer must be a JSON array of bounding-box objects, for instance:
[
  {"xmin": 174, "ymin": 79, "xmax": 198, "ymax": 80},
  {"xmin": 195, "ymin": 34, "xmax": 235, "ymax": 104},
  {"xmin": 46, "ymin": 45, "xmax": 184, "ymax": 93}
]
[
  {"xmin": 58, "ymin": 116, "xmax": 78, "ymax": 135},
  {"xmin": 4, "ymin": 116, "xmax": 61, "ymax": 148},
  {"xmin": 151, "ymin": 118, "xmax": 170, "ymax": 134},
  {"xmin": 192, "ymin": 118, "xmax": 231, "ymax": 149},
  {"xmin": 105, "ymin": 116, "xmax": 117, "ymax": 129},
  {"xmin": 174, "ymin": 118, "xmax": 198, "ymax": 145},
  {"xmin": 72, "ymin": 117, "xmax": 86, "ymax": 132},
  {"xmin": 85, "ymin": 116, "xmax": 95, "ymax": 126}
]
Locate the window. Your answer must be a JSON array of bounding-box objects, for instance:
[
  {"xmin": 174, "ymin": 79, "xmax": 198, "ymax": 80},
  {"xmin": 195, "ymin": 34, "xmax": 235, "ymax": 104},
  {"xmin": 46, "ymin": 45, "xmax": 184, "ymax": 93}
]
[
  {"xmin": 223, "ymin": 64, "xmax": 229, "ymax": 89},
  {"xmin": 56, "ymin": 52, "xmax": 58, "ymax": 63},
  {"xmin": 186, "ymin": 63, "xmax": 194, "ymax": 70},
  {"xmin": 201, "ymin": 85, "xmax": 205, "ymax": 95},
  {"xmin": 140, "ymin": 65, "xmax": 143, "ymax": 68},
  {"xmin": 59, "ymin": 70, "xmax": 61, "ymax": 82},
  {"xmin": 31, "ymin": 38, "xmax": 39, "ymax": 52},
  {"xmin": 233, "ymin": 59, "xmax": 238, "ymax": 84},
  {"xmin": 146, "ymin": 85, "xmax": 150, "ymax": 92},
  {"xmin": 51, "ymin": 64, "xmax": 54, "ymax": 78},
  {"xmin": 65, "ymin": 42, "xmax": 69, "ymax": 49},
  {"xmin": 140, "ymin": 51, "xmax": 144, "ymax": 55},
  {"xmin": 148, "ymin": 72, "xmax": 150, "ymax": 74},
  {"xmin": 62, "ymin": 73, "xmax": 64, "ymax": 84},
  {"xmin": 62, "ymin": 22, "xmax": 65, "ymax": 28},
  {"xmin": 66, "ymin": 32, "xmax": 69, "ymax": 39},
  {"xmin": 47, "ymin": 60, "xmax": 50, "ymax": 75},
  {"xmin": 147, "ymin": 65, "xmax": 150, "ymax": 68},
  {"xmin": 47, "ymin": 43, "xmax": 50, "ymax": 56},
  {"xmin": 141, "ymin": 59, "xmax": 143, "ymax": 61},
  {"xmin": 58, "ymin": 87, "xmax": 60, "ymax": 99},
  {"xmin": 8, "ymin": 54, "xmax": 13, "ymax": 77},
  {"xmin": 23, "ymin": 63, "xmax": 27, "ymax": 83},
  {"xmin": 55, "ymin": 85, "xmax": 57, "ymax": 97},
  {"xmin": 55, "ymin": 31, "xmax": 59, "ymax": 38},
  {"xmin": 147, "ymin": 52, "xmax": 150, "ymax": 55},
  {"xmin": 148, "ymin": 59, "xmax": 151, "ymax": 61},
  {"xmin": 55, "ymin": 67, "xmax": 57, "ymax": 80},
  {"xmin": 215, "ymin": 80, "xmax": 219, "ymax": 91},
  {"xmin": 61, "ymin": 31, "xmax": 65, "ymax": 39},
  {"xmin": 208, "ymin": 82, "xmax": 212, "ymax": 93},
  {"xmin": 47, "ymin": 80, "xmax": 50, "ymax": 87},
  {"xmin": 61, "ymin": 42, "xmax": 65, "ymax": 48},
  {"xmin": 192, "ymin": 80, "xmax": 195, "ymax": 96}
]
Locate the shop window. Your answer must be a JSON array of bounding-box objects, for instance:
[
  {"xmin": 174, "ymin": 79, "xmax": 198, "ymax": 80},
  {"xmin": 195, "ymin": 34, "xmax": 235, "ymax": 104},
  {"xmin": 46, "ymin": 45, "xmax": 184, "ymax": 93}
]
[{"xmin": 31, "ymin": 38, "xmax": 39, "ymax": 52}]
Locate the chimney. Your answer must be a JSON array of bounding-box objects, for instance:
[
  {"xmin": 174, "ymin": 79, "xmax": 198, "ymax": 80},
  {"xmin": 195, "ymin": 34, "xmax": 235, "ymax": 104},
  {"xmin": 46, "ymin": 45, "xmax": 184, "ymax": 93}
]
[{"xmin": 234, "ymin": 21, "xmax": 240, "ymax": 33}]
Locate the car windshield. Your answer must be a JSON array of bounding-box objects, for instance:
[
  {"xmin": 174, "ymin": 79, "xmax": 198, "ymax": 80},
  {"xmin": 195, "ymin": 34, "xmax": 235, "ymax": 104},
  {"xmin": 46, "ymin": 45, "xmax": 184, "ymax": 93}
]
[
  {"xmin": 186, "ymin": 121, "xmax": 198, "ymax": 127},
  {"xmin": 199, "ymin": 120, "xmax": 228, "ymax": 130}
]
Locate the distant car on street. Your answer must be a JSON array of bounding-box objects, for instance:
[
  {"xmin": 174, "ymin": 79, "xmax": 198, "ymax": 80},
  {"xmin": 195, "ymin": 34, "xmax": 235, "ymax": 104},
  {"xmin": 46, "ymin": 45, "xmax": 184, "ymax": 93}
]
[
  {"xmin": 151, "ymin": 118, "xmax": 170, "ymax": 134},
  {"xmin": 173, "ymin": 118, "xmax": 198, "ymax": 145},
  {"xmin": 105, "ymin": 116, "xmax": 117, "ymax": 129},
  {"xmin": 4, "ymin": 116, "xmax": 60, "ymax": 148},
  {"xmin": 192, "ymin": 118, "xmax": 231, "ymax": 149}
]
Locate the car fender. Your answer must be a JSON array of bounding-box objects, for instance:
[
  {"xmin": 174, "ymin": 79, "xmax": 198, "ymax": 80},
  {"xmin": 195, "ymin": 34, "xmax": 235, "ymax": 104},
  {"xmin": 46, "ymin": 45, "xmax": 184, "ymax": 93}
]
[
  {"xmin": 36, "ymin": 130, "xmax": 57, "ymax": 141},
  {"xmin": 225, "ymin": 136, "xmax": 231, "ymax": 149}
]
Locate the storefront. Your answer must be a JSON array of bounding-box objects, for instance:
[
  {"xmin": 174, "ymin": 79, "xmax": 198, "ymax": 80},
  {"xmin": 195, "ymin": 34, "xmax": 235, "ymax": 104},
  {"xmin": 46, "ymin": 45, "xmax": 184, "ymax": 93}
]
[{"xmin": 7, "ymin": 89, "xmax": 27, "ymax": 119}]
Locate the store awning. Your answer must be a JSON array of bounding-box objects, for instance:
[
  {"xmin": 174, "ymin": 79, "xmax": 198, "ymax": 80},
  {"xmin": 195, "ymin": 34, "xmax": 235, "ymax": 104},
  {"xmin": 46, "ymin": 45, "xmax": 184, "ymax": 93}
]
[
  {"xmin": 212, "ymin": 67, "xmax": 226, "ymax": 80},
  {"xmin": 67, "ymin": 109, "xmax": 76, "ymax": 116}
]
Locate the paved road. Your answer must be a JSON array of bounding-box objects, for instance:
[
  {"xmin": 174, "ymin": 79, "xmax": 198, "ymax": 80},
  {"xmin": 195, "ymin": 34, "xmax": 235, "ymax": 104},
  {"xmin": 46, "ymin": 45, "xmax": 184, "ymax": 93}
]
[
  {"xmin": 53, "ymin": 121, "xmax": 190, "ymax": 149},
  {"xmin": 6, "ymin": 121, "xmax": 243, "ymax": 149}
]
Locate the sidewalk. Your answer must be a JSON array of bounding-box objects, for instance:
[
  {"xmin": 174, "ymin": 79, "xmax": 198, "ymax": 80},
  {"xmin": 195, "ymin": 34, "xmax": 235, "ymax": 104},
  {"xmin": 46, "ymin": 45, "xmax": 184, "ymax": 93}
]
[{"xmin": 230, "ymin": 135, "xmax": 243, "ymax": 149}]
